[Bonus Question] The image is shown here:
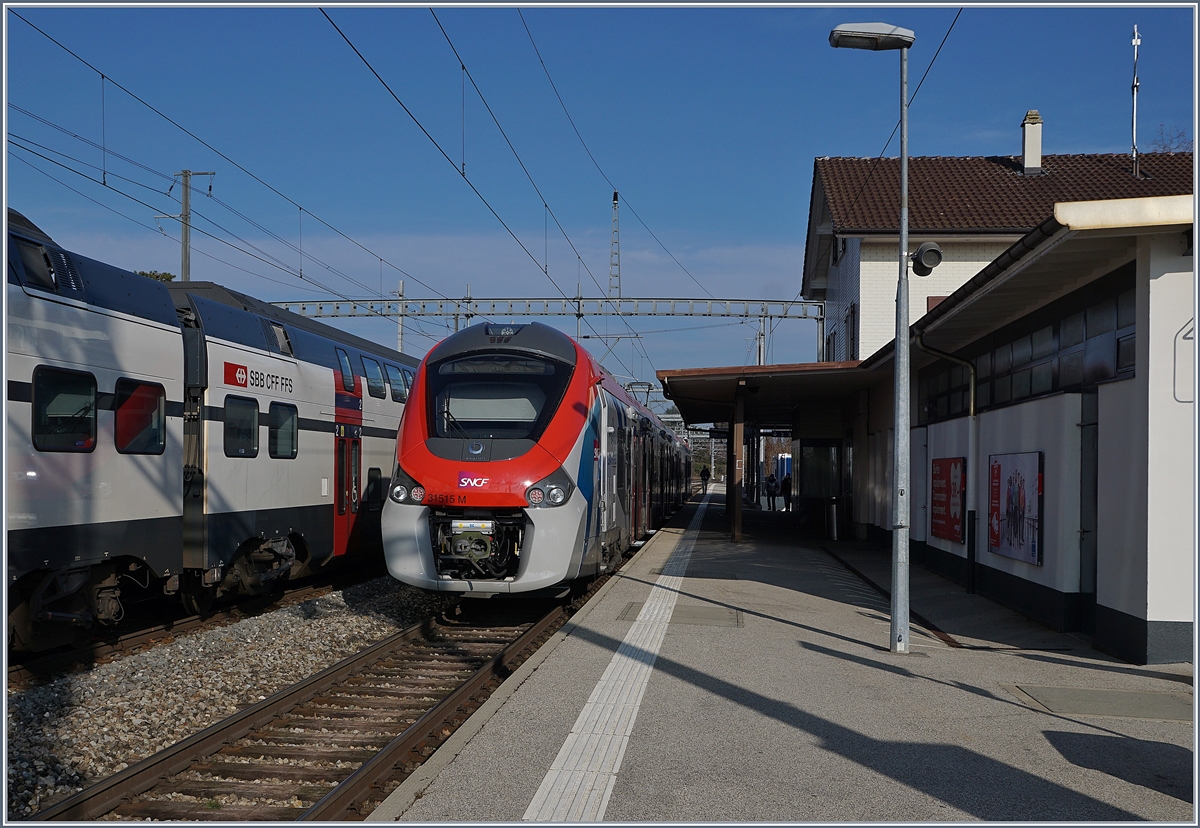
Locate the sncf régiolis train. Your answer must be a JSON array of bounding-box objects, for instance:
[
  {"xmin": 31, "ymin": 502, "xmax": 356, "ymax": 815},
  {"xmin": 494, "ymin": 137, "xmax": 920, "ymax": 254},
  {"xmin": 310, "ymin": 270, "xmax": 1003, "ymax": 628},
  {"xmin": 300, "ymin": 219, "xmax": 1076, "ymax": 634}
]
[
  {"xmin": 381, "ymin": 322, "xmax": 691, "ymax": 593},
  {"xmin": 7, "ymin": 209, "xmax": 419, "ymax": 651}
]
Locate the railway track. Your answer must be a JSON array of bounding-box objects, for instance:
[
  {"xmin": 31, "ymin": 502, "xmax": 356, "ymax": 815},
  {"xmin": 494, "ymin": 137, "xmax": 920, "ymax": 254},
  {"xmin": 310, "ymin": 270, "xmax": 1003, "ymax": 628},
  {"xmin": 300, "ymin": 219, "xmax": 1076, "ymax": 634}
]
[
  {"xmin": 34, "ymin": 600, "xmax": 565, "ymax": 821},
  {"xmin": 8, "ymin": 567, "xmax": 385, "ymax": 688}
]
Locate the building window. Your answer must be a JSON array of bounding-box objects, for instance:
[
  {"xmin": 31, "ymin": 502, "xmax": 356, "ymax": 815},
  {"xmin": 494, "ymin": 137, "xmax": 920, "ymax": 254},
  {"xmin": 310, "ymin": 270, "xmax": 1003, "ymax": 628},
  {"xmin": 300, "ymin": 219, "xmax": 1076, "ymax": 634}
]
[
  {"xmin": 361, "ymin": 356, "xmax": 387, "ymax": 399},
  {"xmin": 114, "ymin": 380, "xmax": 165, "ymax": 454},
  {"xmin": 917, "ymin": 269, "xmax": 1135, "ymax": 425},
  {"xmin": 269, "ymin": 403, "xmax": 298, "ymax": 459},
  {"xmin": 32, "ymin": 367, "xmax": 96, "ymax": 452},
  {"xmin": 845, "ymin": 303, "xmax": 858, "ymax": 360},
  {"xmin": 224, "ymin": 396, "xmax": 259, "ymax": 458}
]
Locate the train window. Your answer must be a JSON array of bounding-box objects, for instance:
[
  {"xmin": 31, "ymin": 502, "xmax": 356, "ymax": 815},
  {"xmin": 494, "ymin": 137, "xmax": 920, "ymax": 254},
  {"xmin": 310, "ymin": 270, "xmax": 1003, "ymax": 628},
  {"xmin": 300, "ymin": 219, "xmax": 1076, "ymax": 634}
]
[
  {"xmin": 384, "ymin": 364, "xmax": 408, "ymax": 403},
  {"xmin": 361, "ymin": 357, "xmax": 386, "ymax": 399},
  {"xmin": 403, "ymin": 368, "xmax": 415, "ymax": 391},
  {"xmin": 427, "ymin": 354, "xmax": 572, "ymax": 441},
  {"xmin": 335, "ymin": 348, "xmax": 355, "ymax": 393},
  {"xmin": 32, "ymin": 367, "xmax": 96, "ymax": 452},
  {"xmin": 14, "ymin": 240, "xmax": 56, "ymax": 291},
  {"xmin": 269, "ymin": 403, "xmax": 298, "ymax": 459},
  {"xmin": 224, "ymin": 396, "xmax": 259, "ymax": 458},
  {"xmin": 114, "ymin": 380, "xmax": 166, "ymax": 454}
]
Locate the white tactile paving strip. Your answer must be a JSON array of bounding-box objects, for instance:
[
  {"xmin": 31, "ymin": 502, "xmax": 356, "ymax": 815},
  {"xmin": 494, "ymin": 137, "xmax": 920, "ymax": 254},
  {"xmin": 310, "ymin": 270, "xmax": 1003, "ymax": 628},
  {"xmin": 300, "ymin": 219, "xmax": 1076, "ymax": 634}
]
[{"xmin": 522, "ymin": 494, "xmax": 710, "ymax": 822}]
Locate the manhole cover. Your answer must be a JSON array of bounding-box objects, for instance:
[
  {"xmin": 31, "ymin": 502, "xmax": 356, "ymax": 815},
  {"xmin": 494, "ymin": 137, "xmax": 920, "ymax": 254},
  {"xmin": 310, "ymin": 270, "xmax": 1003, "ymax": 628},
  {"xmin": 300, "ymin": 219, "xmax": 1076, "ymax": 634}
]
[
  {"xmin": 619, "ymin": 602, "xmax": 742, "ymax": 627},
  {"xmin": 1014, "ymin": 685, "xmax": 1193, "ymax": 721}
]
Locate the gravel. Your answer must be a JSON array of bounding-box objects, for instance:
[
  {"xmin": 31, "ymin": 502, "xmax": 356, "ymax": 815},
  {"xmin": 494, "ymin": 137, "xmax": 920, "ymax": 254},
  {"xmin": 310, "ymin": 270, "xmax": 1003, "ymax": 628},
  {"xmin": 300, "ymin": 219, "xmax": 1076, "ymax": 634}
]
[{"xmin": 7, "ymin": 577, "xmax": 460, "ymax": 819}]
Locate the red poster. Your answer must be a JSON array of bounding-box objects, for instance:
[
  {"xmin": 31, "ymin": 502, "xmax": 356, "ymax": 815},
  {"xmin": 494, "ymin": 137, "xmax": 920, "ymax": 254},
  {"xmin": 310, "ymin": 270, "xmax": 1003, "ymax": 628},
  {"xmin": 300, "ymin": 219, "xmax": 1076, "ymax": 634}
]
[
  {"xmin": 930, "ymin": 457, "xmax": 966, "ymax": 543},
  {"xmin": 988, "ymin": 461, "xmax": 1002, "ymax": 549}
]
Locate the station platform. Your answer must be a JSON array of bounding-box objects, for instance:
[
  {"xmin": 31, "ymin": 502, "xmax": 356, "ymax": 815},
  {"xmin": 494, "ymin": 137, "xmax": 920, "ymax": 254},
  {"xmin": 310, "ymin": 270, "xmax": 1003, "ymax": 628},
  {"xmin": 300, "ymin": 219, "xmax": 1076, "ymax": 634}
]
[{"xmin": 369, "ymin": 487, "xmax": 1193, "ymax": 823}]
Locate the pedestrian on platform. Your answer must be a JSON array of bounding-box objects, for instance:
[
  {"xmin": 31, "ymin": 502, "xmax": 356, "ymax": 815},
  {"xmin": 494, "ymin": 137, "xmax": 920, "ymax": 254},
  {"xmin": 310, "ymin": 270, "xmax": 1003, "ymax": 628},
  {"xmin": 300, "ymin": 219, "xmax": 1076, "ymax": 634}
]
[
  {"xmin": 700, "ymin": 465, "xmax": 710, "ymax": 494},
  {"xmin": 781, "ymin": 474, "xmax": 792, "ymax": 512},
  {"xmin": 765, "ymin": 473, "xmax": 779, "ymax": 511}
]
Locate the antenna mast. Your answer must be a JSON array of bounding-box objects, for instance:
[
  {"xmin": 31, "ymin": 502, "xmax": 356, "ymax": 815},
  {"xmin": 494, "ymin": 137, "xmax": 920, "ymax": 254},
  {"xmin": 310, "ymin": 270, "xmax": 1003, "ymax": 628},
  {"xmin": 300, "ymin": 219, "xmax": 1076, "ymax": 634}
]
[
  {"xmin": 609, "ymin": 191, "xmax": 621, "ymax": 300},
  {"xmin": 1132, "ymin": 25, "xmax": 1141, "ymax": 179}
]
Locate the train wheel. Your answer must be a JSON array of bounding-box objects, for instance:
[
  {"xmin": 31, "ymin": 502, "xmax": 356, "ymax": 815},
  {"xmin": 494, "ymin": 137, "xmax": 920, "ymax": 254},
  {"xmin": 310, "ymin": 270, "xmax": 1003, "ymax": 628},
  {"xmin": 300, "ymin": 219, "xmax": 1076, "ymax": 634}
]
[{"xmin": 179, "ymin": 574, "xmax": 217, "ymax": 616}]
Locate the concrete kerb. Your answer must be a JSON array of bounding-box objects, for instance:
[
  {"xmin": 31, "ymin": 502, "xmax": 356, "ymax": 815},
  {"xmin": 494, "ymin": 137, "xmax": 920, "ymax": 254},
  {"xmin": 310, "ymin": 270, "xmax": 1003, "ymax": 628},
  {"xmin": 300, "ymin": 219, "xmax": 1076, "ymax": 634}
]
[{"xmin": 366, "ymin": 503, "xmax": 696, "ymax": 822}]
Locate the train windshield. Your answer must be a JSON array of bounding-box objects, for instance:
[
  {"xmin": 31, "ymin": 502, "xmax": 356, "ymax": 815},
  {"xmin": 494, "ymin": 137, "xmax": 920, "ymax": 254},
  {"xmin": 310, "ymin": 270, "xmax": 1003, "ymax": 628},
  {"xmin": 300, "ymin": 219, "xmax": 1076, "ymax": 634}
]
[{"xmin": 427, "ymin": 354, "xmax": 573, "ymax": 441}]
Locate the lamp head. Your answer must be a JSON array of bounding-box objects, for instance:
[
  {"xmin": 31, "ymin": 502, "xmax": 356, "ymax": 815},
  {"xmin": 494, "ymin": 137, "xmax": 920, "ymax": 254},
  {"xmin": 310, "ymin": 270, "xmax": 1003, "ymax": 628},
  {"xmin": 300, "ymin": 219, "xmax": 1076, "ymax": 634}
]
[
  {"xmin": 829, "ymin": 22, "xmax": 916, "ymax": 51},
  {"xmin": 911, "ymin": 242, "xmax": 943, "ymax": 277}
]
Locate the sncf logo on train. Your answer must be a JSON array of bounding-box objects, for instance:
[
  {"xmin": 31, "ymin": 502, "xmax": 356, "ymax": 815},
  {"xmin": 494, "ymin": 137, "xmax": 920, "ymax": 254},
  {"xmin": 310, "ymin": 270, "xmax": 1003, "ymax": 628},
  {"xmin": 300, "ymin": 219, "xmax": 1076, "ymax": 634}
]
[
  {"xmin": 458, "ymin": 472, "xmax": 491, "ymax": 488},
  {"xmin": 223, "ymin": 362, "xmax": 294, "ymax": 393}
]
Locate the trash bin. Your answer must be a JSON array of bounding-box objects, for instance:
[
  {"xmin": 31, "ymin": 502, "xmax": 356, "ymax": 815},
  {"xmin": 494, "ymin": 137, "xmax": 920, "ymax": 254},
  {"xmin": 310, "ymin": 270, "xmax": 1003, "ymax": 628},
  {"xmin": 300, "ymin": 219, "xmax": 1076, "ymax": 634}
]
[{"xmin": 826, "ymin": 497, "xmax": 838, "ymax": 541}]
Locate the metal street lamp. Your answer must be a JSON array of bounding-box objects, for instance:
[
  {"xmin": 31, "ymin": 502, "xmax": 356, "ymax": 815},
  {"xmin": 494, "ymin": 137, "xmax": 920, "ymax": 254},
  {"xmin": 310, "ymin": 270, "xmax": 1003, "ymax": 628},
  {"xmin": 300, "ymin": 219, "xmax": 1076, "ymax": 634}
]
[{"xmin": 830, "ymin": 21, "xmax": 916, "ymax": 654}]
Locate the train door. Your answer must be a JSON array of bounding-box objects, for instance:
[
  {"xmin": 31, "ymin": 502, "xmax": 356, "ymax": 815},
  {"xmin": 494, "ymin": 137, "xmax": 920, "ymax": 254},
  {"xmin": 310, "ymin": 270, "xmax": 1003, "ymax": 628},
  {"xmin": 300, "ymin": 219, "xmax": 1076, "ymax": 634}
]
[
  {"xmin": 598, "ymin": 392, "xmax": 620, "ymax": 556},
  {"xmin": 332, "ymin": 348, "xmax": 363, "ymax": 557}
]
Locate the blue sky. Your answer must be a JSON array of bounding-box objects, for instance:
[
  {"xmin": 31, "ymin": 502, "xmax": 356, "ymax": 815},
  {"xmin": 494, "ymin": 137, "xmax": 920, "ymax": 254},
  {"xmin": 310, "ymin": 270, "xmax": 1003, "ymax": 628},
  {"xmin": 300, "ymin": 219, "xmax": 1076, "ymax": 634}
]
[{"xmin": 5, "ymin": 5, "xmax": 1195, "ymax": 397}]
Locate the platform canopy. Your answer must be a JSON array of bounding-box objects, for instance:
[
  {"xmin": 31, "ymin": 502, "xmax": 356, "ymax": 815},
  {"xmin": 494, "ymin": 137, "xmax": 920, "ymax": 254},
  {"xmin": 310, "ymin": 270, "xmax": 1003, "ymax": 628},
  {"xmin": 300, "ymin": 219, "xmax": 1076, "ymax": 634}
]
[{"xmin": 657, "ymin": 360, "xmax": 876, "ymax": 429}]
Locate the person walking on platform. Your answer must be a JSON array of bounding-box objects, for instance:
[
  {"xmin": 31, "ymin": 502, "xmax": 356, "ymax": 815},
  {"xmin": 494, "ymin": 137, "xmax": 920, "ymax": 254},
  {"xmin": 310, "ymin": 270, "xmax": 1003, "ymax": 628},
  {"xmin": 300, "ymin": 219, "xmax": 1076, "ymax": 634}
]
[
  {"xmin": 781, "ymin": 474, "xmax": 792, "ymax": 512},
  {"xmin": 700, "ymin": 465, "xmax": 710, "ymax": 494},
  {"xmin": 765, "ymin": 473, "xmax": 780, "ymax": 511}
]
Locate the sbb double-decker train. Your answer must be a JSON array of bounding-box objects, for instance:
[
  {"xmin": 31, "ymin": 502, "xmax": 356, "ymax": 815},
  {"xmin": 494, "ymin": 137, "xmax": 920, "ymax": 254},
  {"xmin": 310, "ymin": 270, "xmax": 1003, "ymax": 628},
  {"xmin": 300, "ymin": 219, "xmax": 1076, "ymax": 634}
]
[
  {"xmin": 381, "ymin": 322, "xmax": 691, "ymax": 593},
  {"xmin": 7, "ymin": 210, "xmax": 418, "ymax": 651}
]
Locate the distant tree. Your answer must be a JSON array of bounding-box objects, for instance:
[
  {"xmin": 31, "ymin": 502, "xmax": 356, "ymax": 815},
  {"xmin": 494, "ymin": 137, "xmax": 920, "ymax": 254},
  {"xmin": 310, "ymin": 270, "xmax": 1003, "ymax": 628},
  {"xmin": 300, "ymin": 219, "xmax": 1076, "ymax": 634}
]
[
  {"xmin": 665, "ymin": 405, "xmax": 680, "ymax": 416},
  {"xmin": 137, "ymin": 270, "xmax": 176, "ymax": 282},
  {"xmin": 1149, "ymin": 124, "xmax": 1193, "ymax": 153}
]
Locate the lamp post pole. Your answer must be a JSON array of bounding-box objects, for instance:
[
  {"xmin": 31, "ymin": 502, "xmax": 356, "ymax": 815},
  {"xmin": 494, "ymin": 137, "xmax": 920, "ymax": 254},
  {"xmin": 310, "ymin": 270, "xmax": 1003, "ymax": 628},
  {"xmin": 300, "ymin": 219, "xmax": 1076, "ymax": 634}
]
[
  {"xmin": 892, "ymin": 42, "xmax": 911, "ymax": 654},
  {"xmin": 830, "ymin": 21, "xmax": 916, "ymax": 654}
]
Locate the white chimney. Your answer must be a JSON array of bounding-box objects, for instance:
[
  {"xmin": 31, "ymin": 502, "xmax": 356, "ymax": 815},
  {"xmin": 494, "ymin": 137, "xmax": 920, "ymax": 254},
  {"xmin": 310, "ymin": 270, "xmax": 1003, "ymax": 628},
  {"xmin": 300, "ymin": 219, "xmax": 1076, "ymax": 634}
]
[{"xmin": 1022, "ymin": 110, "xmax": 1043, "ymax": 175}]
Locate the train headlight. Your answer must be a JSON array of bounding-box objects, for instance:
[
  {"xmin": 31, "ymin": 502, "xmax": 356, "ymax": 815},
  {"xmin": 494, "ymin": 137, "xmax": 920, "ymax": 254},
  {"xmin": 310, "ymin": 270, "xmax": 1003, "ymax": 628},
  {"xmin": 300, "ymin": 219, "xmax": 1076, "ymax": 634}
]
[
  {"xmin": 526, "ymin": 468, "xmax": 574, "ymax": 508},
  {"xmin": 389, "ymin": 463, "xmax": 425, "ymax": 504}
]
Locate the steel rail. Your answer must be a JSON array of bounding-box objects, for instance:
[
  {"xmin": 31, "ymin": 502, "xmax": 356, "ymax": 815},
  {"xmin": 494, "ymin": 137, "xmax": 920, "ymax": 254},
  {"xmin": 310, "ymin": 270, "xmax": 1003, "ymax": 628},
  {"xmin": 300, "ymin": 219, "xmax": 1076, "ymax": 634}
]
[
  {"xmin": 34, "ymin": 617, "xmax": 438, "ymax": 821},
  {"xmin": 9, "ymin": 581, "xmax": 345, "ymax": 687},
  {"xmin": 300, "ymin": 605, "xmax": 566, "ymax": 820}
]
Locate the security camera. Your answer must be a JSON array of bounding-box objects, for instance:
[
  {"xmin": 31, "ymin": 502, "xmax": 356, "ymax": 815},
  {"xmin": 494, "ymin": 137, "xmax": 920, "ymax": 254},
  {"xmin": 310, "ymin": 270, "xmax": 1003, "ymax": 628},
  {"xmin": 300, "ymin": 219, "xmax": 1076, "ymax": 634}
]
[{"xmin": 911, "ymin": 242, "xmax": 943, "ymax": 277}]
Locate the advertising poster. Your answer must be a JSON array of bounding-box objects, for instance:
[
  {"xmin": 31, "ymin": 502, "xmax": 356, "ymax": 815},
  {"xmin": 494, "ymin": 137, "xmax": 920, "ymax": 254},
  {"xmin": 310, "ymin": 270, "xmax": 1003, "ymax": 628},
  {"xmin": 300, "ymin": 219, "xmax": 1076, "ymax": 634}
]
[
  {"xmin": 930, "ymin": 457, "xmax": 966, "ymax": 543},
  {"xmin": 987, "ymin": 451, "xmax": 1043, "ymax": 565}
]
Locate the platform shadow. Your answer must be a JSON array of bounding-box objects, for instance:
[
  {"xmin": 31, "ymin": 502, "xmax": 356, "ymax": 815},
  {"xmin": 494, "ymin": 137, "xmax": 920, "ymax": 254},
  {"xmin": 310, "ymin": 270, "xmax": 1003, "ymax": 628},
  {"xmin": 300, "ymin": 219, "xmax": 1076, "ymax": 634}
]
[{"xmin": 1043, "ymin": 730, "xmax": 1193, "ymax": 803}]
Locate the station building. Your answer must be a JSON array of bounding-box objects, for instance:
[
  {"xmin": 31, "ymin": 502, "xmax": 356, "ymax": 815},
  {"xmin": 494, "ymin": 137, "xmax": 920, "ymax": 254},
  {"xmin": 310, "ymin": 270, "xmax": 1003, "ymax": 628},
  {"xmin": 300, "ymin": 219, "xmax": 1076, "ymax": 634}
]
[{"xmin": 660, "ymin": 121, "xmax": 1194, "ymax": 664}]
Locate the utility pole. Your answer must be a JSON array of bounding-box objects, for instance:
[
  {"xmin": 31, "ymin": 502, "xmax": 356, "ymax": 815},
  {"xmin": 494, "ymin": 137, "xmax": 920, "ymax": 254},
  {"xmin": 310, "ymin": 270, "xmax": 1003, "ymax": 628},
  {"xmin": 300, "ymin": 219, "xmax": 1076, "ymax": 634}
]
[
  {"xmin": 176, "ymin": 170, "xmax": 215, "ymax": 282},
  {"xmin": 609, "ymin": 192, "xmax": 621, "ymax": 300}
]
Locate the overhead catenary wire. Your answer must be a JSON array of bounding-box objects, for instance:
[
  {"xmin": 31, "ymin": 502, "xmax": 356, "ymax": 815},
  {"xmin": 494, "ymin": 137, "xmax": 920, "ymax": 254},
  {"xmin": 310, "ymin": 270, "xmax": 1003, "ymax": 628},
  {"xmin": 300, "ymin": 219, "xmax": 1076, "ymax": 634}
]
[
  {"xmin": 321, "ymin": 8, "xmax": 639, "ymax": 382},
  {"xmin": 427, "ymin": 8, "xmax": 656, "ymax": 376},
  {"xmin": 791, "ymin": 9, "xmax": 963, "ymax": 310},
  {"xmin": 8, "ymin": 142, "xmax": 449, "ymax": 342},
  {"xmin": 518, "ymin": 8, "xmax": 718, "ymax": 303},
  {"xmin": 8, "ymin": 8, "xmax": 453, "ymax": 305}
]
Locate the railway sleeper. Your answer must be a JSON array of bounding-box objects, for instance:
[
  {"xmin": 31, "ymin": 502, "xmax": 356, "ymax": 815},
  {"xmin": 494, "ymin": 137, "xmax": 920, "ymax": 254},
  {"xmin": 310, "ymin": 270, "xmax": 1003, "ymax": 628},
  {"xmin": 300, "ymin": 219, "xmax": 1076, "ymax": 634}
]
[
  {"xmin": 114, "ymin": 801, "xmax": 307, "ymax": 821},
  {"xmin": 242, "ymin": 731, "xmax": 392, "ymax": 748},
  {"xmin": 330, "ymin": 681, "xmax": 463, "ymax": 695},
  {"xmin": 218, "ymin": 744, "xmax": 376, "ymax": 763},
  {"xmin": 190, "ymin": 761, "xmax": 349, "ymax": 783},
  {"xmin": 160, "ymin": 779, "xmax": 336, "ymax": 802},
  {"xmin": 276, "ymin": 715, "xmax": 422, "ymax": 729}
]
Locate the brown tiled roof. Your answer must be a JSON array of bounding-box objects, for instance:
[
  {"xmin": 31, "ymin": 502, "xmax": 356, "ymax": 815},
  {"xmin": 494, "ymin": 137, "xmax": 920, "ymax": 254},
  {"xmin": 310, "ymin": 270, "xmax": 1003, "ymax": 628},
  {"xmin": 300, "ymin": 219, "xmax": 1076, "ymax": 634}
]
[{"xmin": 816, "ymin": 152, "xmax": 1194, "ymax": 234}]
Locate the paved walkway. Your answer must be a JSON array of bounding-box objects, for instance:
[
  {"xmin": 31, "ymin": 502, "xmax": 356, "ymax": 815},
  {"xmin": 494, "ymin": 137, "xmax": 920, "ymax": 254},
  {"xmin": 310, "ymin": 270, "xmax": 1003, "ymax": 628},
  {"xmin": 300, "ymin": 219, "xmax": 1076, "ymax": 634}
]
[{"xmin": 370, "ymin": 487, "xmax": 1193, "ymax": 822}]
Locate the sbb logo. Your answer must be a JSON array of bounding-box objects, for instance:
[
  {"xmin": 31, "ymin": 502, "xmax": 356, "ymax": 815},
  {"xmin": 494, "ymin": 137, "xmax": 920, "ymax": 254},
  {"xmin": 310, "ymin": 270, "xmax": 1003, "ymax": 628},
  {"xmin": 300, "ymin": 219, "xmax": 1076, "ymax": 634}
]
[
  {"xmin": 225, "ymin": 362, "xmax": 248, "ymax": 387},
  {"xmin": 458, "ymin": 473, "xmax": 490, "ymax": 489}
]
